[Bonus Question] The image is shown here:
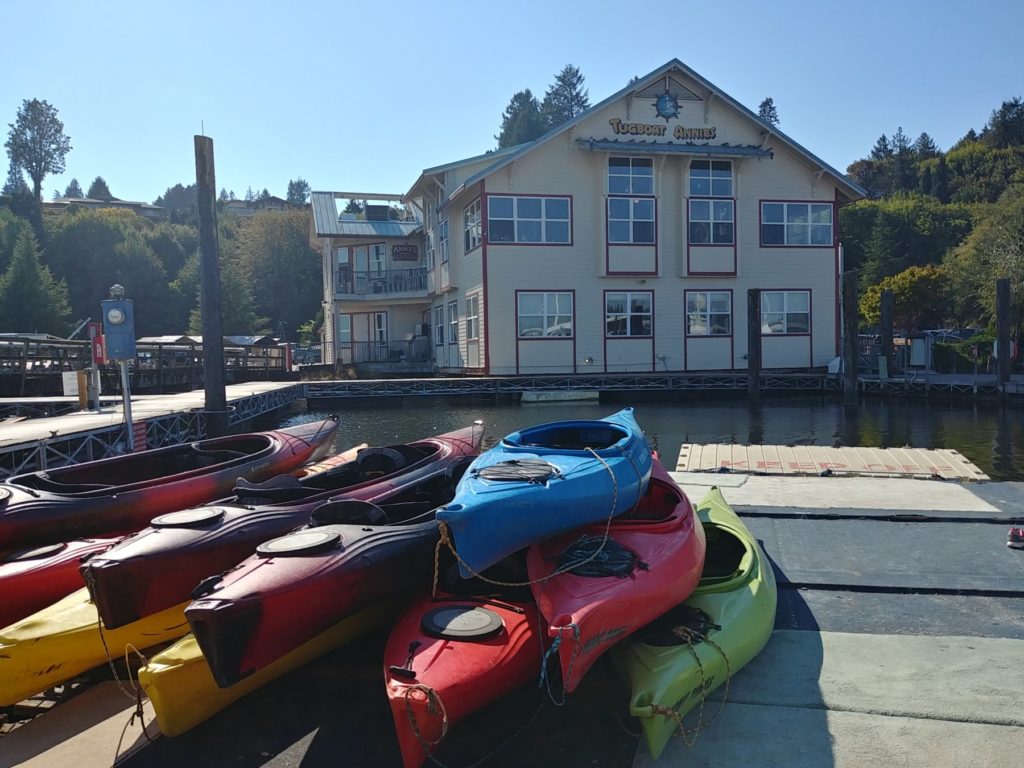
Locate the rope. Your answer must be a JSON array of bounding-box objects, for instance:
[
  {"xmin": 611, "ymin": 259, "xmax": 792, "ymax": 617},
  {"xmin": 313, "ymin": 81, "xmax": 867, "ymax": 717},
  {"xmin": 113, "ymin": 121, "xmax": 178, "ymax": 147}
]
[
  {"xmin": 557, "ymin": 534, "xmax": 647, "ymax": 578},
  {"xmin": 537, "ymin": 623, "xmax": 581, "ymax": 706}
]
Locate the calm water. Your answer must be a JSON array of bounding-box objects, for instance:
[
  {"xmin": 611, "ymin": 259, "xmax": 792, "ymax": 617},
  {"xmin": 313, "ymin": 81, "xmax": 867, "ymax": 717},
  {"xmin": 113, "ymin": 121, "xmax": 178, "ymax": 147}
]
[{"xmin": 259, "ymin": 395, "xmax": 1024, "ymax": 481}]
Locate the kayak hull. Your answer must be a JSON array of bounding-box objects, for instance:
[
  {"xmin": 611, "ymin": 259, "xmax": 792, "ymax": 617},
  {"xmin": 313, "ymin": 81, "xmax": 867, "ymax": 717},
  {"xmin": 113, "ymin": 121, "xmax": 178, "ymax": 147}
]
[
  {"xmin": 140, "ymin": 600, "xmax": 401, "ymax": 737},
  {"xmin": 0, "ymin": 587, "xmax": 189, "ymax": 707},
  {"xmin": 527, "ymin": 456, "xmax": 705, "ymax": 693},
  {"xmin": 0, "ymin": 417, "xmax": 339, "ymax": 548},
  {"xmin": 610, "ymin": 485, "xmax": 777, "ymax": 760},
  {"xmin": 439, "ymin": 408, "xmax": 652, "ymax": 577}
]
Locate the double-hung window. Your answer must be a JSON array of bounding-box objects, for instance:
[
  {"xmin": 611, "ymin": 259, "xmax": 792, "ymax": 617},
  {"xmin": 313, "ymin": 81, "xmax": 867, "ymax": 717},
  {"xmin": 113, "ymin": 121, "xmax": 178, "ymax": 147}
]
[
  {"xmin": 438, "ymin": 218, "xmax": 449, "ymax": 262},
  {"xmin": 761, "ymin": 291, "xmax": 810, "ymax": 334},
  {"xmin": 686, "ymin": 291, "xmax": 732, "ymax": 336},
  {"xmin": 464, "ymin": 199, "xmax": 481, "ymax": 252},
  {"xmin": 605, "ymin": 292, "xmax": 652, "ymax": 337},
  {"xmin": 448, "ymin": 300, "xmax": 458, "ymax": 343},
  {"xmin": 465, "ymin": 295, "xmax": 480, "ymax": 340},
  {"xmin": 487, "ymin": 196, "xmax": 570, "ymax": 244},
  {"xmin": 761, "ymin": 202, "xmax": 833, "ymax": 246},
  {"xmin": 688, "ymin": 161, "xmax": 734, "ymax": 245},
  {"xmin": 425, "ymin": 229, "xmax": 435, "ymax": 270},
  {"xmin": 433, "ymin": 305, "xmax": 445, "ymax": 346},
  {"xmin": 607, "ymin": 157, "xmax": 655, "ymax": 245},
  {"xmin": 517, "ymin": 292, "xmax": 573, "ymax": 338}
]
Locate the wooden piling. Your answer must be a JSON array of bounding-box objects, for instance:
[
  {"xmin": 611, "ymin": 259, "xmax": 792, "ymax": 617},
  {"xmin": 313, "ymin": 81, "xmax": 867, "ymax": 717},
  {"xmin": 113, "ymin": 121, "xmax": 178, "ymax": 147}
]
[
  {"xmin": 747, "ymin": 288, "xmax": 761, "ymax": 401},
  {"xmin": 194, "ymin": 136, "xmax": 228, "ymax": 437},
  {"xmin": 996, "ymin": 278, "xmax": 1010, "ymax": 385},
  {"xmin": 880, "ymin": 289, "xmax": 894, "ymax": 378},
  {"xmin": 843, "ymin": 270, "xmax": 859, "ymax": 406}
]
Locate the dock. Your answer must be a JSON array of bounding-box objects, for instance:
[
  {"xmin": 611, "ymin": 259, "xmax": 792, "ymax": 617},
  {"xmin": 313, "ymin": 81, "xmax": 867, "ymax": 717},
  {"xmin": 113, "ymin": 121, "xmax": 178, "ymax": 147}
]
[{"xmin": 2, "ymin": 459, "xmax": 1021, "ymax": 768}]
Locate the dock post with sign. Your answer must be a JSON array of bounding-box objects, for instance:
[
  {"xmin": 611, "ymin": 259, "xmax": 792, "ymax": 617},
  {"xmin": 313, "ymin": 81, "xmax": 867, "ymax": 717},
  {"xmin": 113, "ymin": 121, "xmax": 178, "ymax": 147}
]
[{"xmin": 101, "ymin": 284, "xmax": 137, "ymax": 451}]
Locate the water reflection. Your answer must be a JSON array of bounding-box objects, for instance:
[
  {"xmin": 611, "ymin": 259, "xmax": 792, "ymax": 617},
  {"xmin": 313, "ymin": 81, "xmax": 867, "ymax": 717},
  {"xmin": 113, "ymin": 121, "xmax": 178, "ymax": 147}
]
[{"xmin": 265, "ymin": 396, "xmax": 1024, "ymax": 481}]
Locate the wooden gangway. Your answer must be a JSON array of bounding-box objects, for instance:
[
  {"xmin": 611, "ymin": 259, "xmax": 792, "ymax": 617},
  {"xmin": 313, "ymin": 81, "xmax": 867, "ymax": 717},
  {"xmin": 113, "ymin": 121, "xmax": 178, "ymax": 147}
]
[{"xmin": 676, "ymin": 443, "xmax": 989, "ymax": 481}]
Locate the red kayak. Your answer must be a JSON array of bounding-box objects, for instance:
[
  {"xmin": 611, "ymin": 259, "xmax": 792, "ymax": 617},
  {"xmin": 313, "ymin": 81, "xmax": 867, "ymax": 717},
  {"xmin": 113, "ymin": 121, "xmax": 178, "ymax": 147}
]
[
  {"xmin": 84, "ymin": 426, "xmax": 481, "ymax": 630},
  {"xmin": 526, "ymin": 456, "xmax": 705, "ymax": 693},
  {"xmin": 185, "ymin": 426, "xmax": 484, "ymax": 688},
  {"xmin": 0, "ymin": 418, "xmax": 340, "ymax": 549},
  {"xmin": 384, "ymin": 569, "xmax": 546, "ymax": 768},
  {"xmin": 0, "ymin": 433, "xmax": 359, "ymax": 631},
  {"xmin": 0, "ymin": 538, "xmax": 118, "ymax": 629}
]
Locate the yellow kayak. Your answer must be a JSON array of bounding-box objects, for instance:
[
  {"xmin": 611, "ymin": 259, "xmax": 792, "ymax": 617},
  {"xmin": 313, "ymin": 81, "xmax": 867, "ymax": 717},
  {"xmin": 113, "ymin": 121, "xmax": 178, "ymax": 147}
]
[
  {"xmin": 0, "ymin": 587, "xmax": 188, "ymax": 707},
  {"xmin": 292, "ymin": 443, "xmax": 367, "ymax": 478},
  {"xmin": 140, "ymin": 600, "xmax": 401, "ymax": 736},
  {"xmin": 611, "ymin": 485, "xmax": 777, "ymax": 760}
]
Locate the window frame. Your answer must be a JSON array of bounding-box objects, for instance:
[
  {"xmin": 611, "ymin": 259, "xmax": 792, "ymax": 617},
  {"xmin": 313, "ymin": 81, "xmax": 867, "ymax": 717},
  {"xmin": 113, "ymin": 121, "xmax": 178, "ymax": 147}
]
[
  {"xmin": 685, "ymin": 290, "xmax": 733, "ymax": 337},
  {"xmin": 515, "ymin": 291, "xmax": 574, "ymax": 339},
  {"xmin": 607, "ymin": 157, "xmax": 656, "ymax": 247},
  {"xmin": 607, "ymin": 157, "xmax": 654, "ymax": 196},
  {"xmin": 688, "ymin": 160, "xmax": 733, "ymax": 197},
  {"xmin": 438, "ymin": 218, "xmax": 449, "ymax": 263},
  {"xmin": 425, "ymin": 228, "xmax": 435, "ymax": 271},
  {"xmin": 433, "ymin": 305, "xmax": 445, "ymax": 346},
  {"xmin": 447, "ymin": 300, "xmax": 459, "ymax": 343},
  {"xmin": 465, "ymin": 294, "xmax": 480, "ymax": 341},
  {"xmin": 760, "ymin": 290, "xmax": 811, "ymax": 335},
  {"xmin": 464, "ymin": 198, "xmax": 482, "ymax": 253},
  {"xmin": 486, "ymin": 195, "xmax": 572, "ymax": 245},
  {"xmin": 604, "ymin": 291, "xmax": 653, "ymax": 338},
  {"xmin": 760, "ymin": 201, "xmax": 834, "ymax": 248},
  {"xmin": 687, "ymin": 198, "xmax": 735, "ymax": 246}
]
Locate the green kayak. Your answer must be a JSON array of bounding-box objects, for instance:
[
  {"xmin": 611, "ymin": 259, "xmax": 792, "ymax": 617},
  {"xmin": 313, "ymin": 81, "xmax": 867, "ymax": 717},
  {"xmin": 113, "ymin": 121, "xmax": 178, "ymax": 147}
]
[{"xmin": 611, "ymin": 485, "xmax": 777, "ymax": 760}]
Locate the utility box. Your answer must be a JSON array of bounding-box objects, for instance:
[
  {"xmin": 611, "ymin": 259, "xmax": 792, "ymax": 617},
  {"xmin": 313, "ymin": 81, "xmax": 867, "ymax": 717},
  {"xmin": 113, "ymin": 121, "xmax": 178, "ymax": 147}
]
[{"xmin": 101, "ymin": 298, "xmax": 137, "ymax": 359}]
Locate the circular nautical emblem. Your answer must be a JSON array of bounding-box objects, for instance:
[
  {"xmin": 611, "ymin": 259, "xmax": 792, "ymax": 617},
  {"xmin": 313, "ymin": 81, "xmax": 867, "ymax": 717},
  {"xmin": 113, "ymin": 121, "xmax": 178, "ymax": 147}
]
[{"xmin": 654, "ymin": 92, "xmax": 680, "ymax": 121}]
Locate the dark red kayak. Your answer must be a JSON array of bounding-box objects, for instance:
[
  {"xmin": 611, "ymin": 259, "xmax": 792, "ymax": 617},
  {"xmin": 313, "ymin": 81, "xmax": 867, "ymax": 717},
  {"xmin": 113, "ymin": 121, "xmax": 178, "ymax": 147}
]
[
  {"xmin": 383, "ymin": 562, "xmax": 547, "ymax": 768},
  {"xmin": 526, "ymin": 455, "xmax": 705, "ymax": 693},
  {"xmin": 0, "ymin": 418, "xmax": 340, "ymax": 549},
  {"xmin": 84, "ymin": 426, "xmax": 482, "ymax": 630},
  {"xmin": 185, "ymin": 426, "xmax": 484, "ymax": 689},
  {"xmin": 0, "ymin": 537, "xmax": 118, "ymax": 629}
]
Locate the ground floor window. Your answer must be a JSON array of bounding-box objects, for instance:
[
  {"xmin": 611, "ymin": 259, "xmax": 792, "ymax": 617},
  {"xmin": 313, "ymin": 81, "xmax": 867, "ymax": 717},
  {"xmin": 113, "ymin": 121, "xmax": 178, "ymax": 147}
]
[
  {"xmin": 517, "ymin": 291, "xmax": 573, "ymax": 337},
  {"xmin": 433, "ymin": 305, "xmax": 445, "ymax": 345},
  {"xmin": 686, "ymin": 291, "xmax": 732, "ymax": 335},
  {"xmin": 448, "ymin": 300, "xmax": 458, "ymax": 342},
  {"xmin": 466, "ymin": 295, "xmax": 480, "ymax": 340},
  {"xmin": 337, "ymin": 313, "xmax": 352, "ymax": 344},
  {"xmin": 761, "ymin": 290, "xmax": 810, "ymax": 334},
  {"xmin": 605, "ymin": 291, "xmax": 652, "ymax": 336}
]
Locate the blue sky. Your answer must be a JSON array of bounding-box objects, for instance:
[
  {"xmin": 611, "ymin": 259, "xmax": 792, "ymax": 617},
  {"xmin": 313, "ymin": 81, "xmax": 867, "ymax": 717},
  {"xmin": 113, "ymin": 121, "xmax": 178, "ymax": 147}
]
[{"xmin": 4, "ymin": 0, "xmax": 1022, "ymax": 204}]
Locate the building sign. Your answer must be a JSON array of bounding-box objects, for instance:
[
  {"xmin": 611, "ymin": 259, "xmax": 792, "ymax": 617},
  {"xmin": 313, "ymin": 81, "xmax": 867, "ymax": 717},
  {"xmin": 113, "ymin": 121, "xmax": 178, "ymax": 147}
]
[
  {"xmin": 608, "ymin": 118, "xmax": 716, "ymax": 140},
  {"xmin": 392, "ymin": 244, "xmax": 419, "ymax": 261}
]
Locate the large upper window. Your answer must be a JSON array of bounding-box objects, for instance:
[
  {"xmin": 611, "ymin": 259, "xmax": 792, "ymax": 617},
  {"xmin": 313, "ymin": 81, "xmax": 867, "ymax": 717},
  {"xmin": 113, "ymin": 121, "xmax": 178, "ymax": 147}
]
[
  {"xmin": 608, "ymin": 197, "xmax": 655, "ymax": 244},
  {"xmin": 761, "ymin": 202, "xmax": 833, "ymax": 246},
  {"xmin": 465, "ymin": 295, "xmax": 480, "ymax": 341},
  {"xmin": 689, "ymin": 160, "xmax": 732, "ymax": 197},
  {"xmin": 487, "ymin": 196, "xmax": 570, "ymax": 244},
  {"xmin": 686, "ymin": 291, "xmax": 732, "ymax": 336},
  {"xmin": 448, "ymin": 300, "xmax": 458, "ymax": 343},
  {"xmin": 761, "ymin": 290, "xmax": 810, "ymax": 334},
  {"xmin": 688, "ymin": 199, "xmax": 734, "ymax": 245},
  {"xmin": 605, "ymin": 292, "xmax": 652, "ymax": 337},
  {"xmin": 425, "ymin": 229, "xmax": 435, "ymax": 270},
  {"xmin": 464, "ymin": 199, "xmax": 481, "ymax": 252},
  {"xmin": 608, "ymin": 157, "xmax": 654, "ymax": 195},
  {"xmin": 517, "ymin": 292, "xmax": 573, "ymax": 338},
  {"xmin": 438, "ymin": 218, "xmax": 450, "ymax": 262}
]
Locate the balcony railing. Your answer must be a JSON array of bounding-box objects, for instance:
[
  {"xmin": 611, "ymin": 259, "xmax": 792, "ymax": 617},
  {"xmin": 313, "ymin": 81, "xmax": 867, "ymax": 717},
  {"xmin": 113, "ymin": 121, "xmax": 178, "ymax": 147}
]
[
  {"xmin": 338, "ymin": 339, "xmax": 432, "ymax": 365},
  {"xmin": 336, "ymin": 267, "xmax": 427, "ymax": 297}
]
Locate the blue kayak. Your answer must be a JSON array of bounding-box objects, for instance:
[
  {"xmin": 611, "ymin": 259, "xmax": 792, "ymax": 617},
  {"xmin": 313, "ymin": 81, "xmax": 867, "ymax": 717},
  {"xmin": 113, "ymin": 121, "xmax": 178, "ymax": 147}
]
[{"xmin": 437, "ymin": 407, "xmax": 652, "ymax": 578}]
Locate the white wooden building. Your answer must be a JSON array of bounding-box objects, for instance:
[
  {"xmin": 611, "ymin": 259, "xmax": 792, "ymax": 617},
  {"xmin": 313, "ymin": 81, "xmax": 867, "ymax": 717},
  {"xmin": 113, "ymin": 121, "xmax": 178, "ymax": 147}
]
[{"xmin": 313, "ymin": 59, "xmax": 866, "ymax": 375}]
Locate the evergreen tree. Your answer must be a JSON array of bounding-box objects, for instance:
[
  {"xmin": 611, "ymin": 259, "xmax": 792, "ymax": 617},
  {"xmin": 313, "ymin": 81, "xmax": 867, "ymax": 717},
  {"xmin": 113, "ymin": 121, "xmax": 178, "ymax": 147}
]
[
  {"xmin": 757, "ymin": 97, "xmax": 780, "ymax": 127},
  {"xmin": 934, "ymin": 155, "xmax": 951, "ymax": 203},
  {"xmin": 496, "ymin": 89, "xmax": 546, "ymax": 149},
  {"xmin": 86, "ymin": 176, "xmax": 113, "ymax": 200},
  {"xmin": 870, "ymin": 134, "xmax": 893, "ymax": 161},
  {"xmin": 4, "ymin": 99, "xmax": 72, "ymax": 203},
  {"xmin": 913, "ymin": 132, "xmax": 940, "ymax": 160},
  {"xmin": 343, "ymin": 199, "xmax": 363, "ymax": 215},
  {"xmin": 891, "ymin": 127, "xmax": 916, "ymax": 192},
  {"xmin": 286, "ymin": 178, "xmax": 311, "ymax": 206},
  {"xmin": 244, "ymin": 187, "xmax": 256, "ymax": 202},
  {"xmin": 0, "ymin": 208, "xmax": 33, "ymax": 274},
  {"xmin": 63, "ymin": 177, "xmax": 83, "ymax": 198},
  {"xmin": 218, "ymin": 188, "xmax": 230, "ymax": 202},
  {"xmin": 0, "ymin": 230, "xmax": 70, "ymax": 334},
  {"xmin": 541, "ymin": 65, "xmax": 590, "ymax": 128},
  {"xmin": 3, "ymin": 164, "xmax": 29, "ymax": 196},
  {"xmin": 981, "ymin": 97, "xmax": 1024, "ymax": 149},
  {"xmin": 258, "ymin": 188, "xmax": 271, "ymax": 200}
]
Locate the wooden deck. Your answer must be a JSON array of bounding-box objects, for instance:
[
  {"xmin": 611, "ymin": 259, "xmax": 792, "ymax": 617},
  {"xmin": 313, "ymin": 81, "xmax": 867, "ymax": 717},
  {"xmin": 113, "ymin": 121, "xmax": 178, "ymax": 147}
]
[{"xmin": 676, "ymin": 443, "xmax": 989, "ymax": 481}]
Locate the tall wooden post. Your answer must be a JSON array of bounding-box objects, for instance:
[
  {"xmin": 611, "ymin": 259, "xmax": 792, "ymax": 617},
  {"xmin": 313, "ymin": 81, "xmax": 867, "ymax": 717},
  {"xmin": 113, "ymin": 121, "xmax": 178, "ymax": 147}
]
[
  {"xmin": 747, "ymin": 288, "xmax": 761, "ymax": 401},
  {"xmin": 843, "ymin": 270, "xmax": 859, "ymax": 406},
  {"xmin": 996, "ymin": 278, "xmax": 1010, "ymax": 384},
  {"xmin": 880, "ymin": 289, "xmax": 894, "ymax": 377},
  {"xmin": 195, "ymin": 136, "xmax": 228, "ymax": 437}
]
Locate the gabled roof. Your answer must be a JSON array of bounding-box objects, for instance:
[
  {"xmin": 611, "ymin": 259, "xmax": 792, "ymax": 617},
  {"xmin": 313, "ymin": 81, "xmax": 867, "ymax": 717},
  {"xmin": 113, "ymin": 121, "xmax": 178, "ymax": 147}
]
[
  {"xmin": 404, "ymin": 144, "xmax": 525, "ymax": 203},
  {"xmin": 455, "ymin": 59, "xmax": 867, "ymax": 202}
]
